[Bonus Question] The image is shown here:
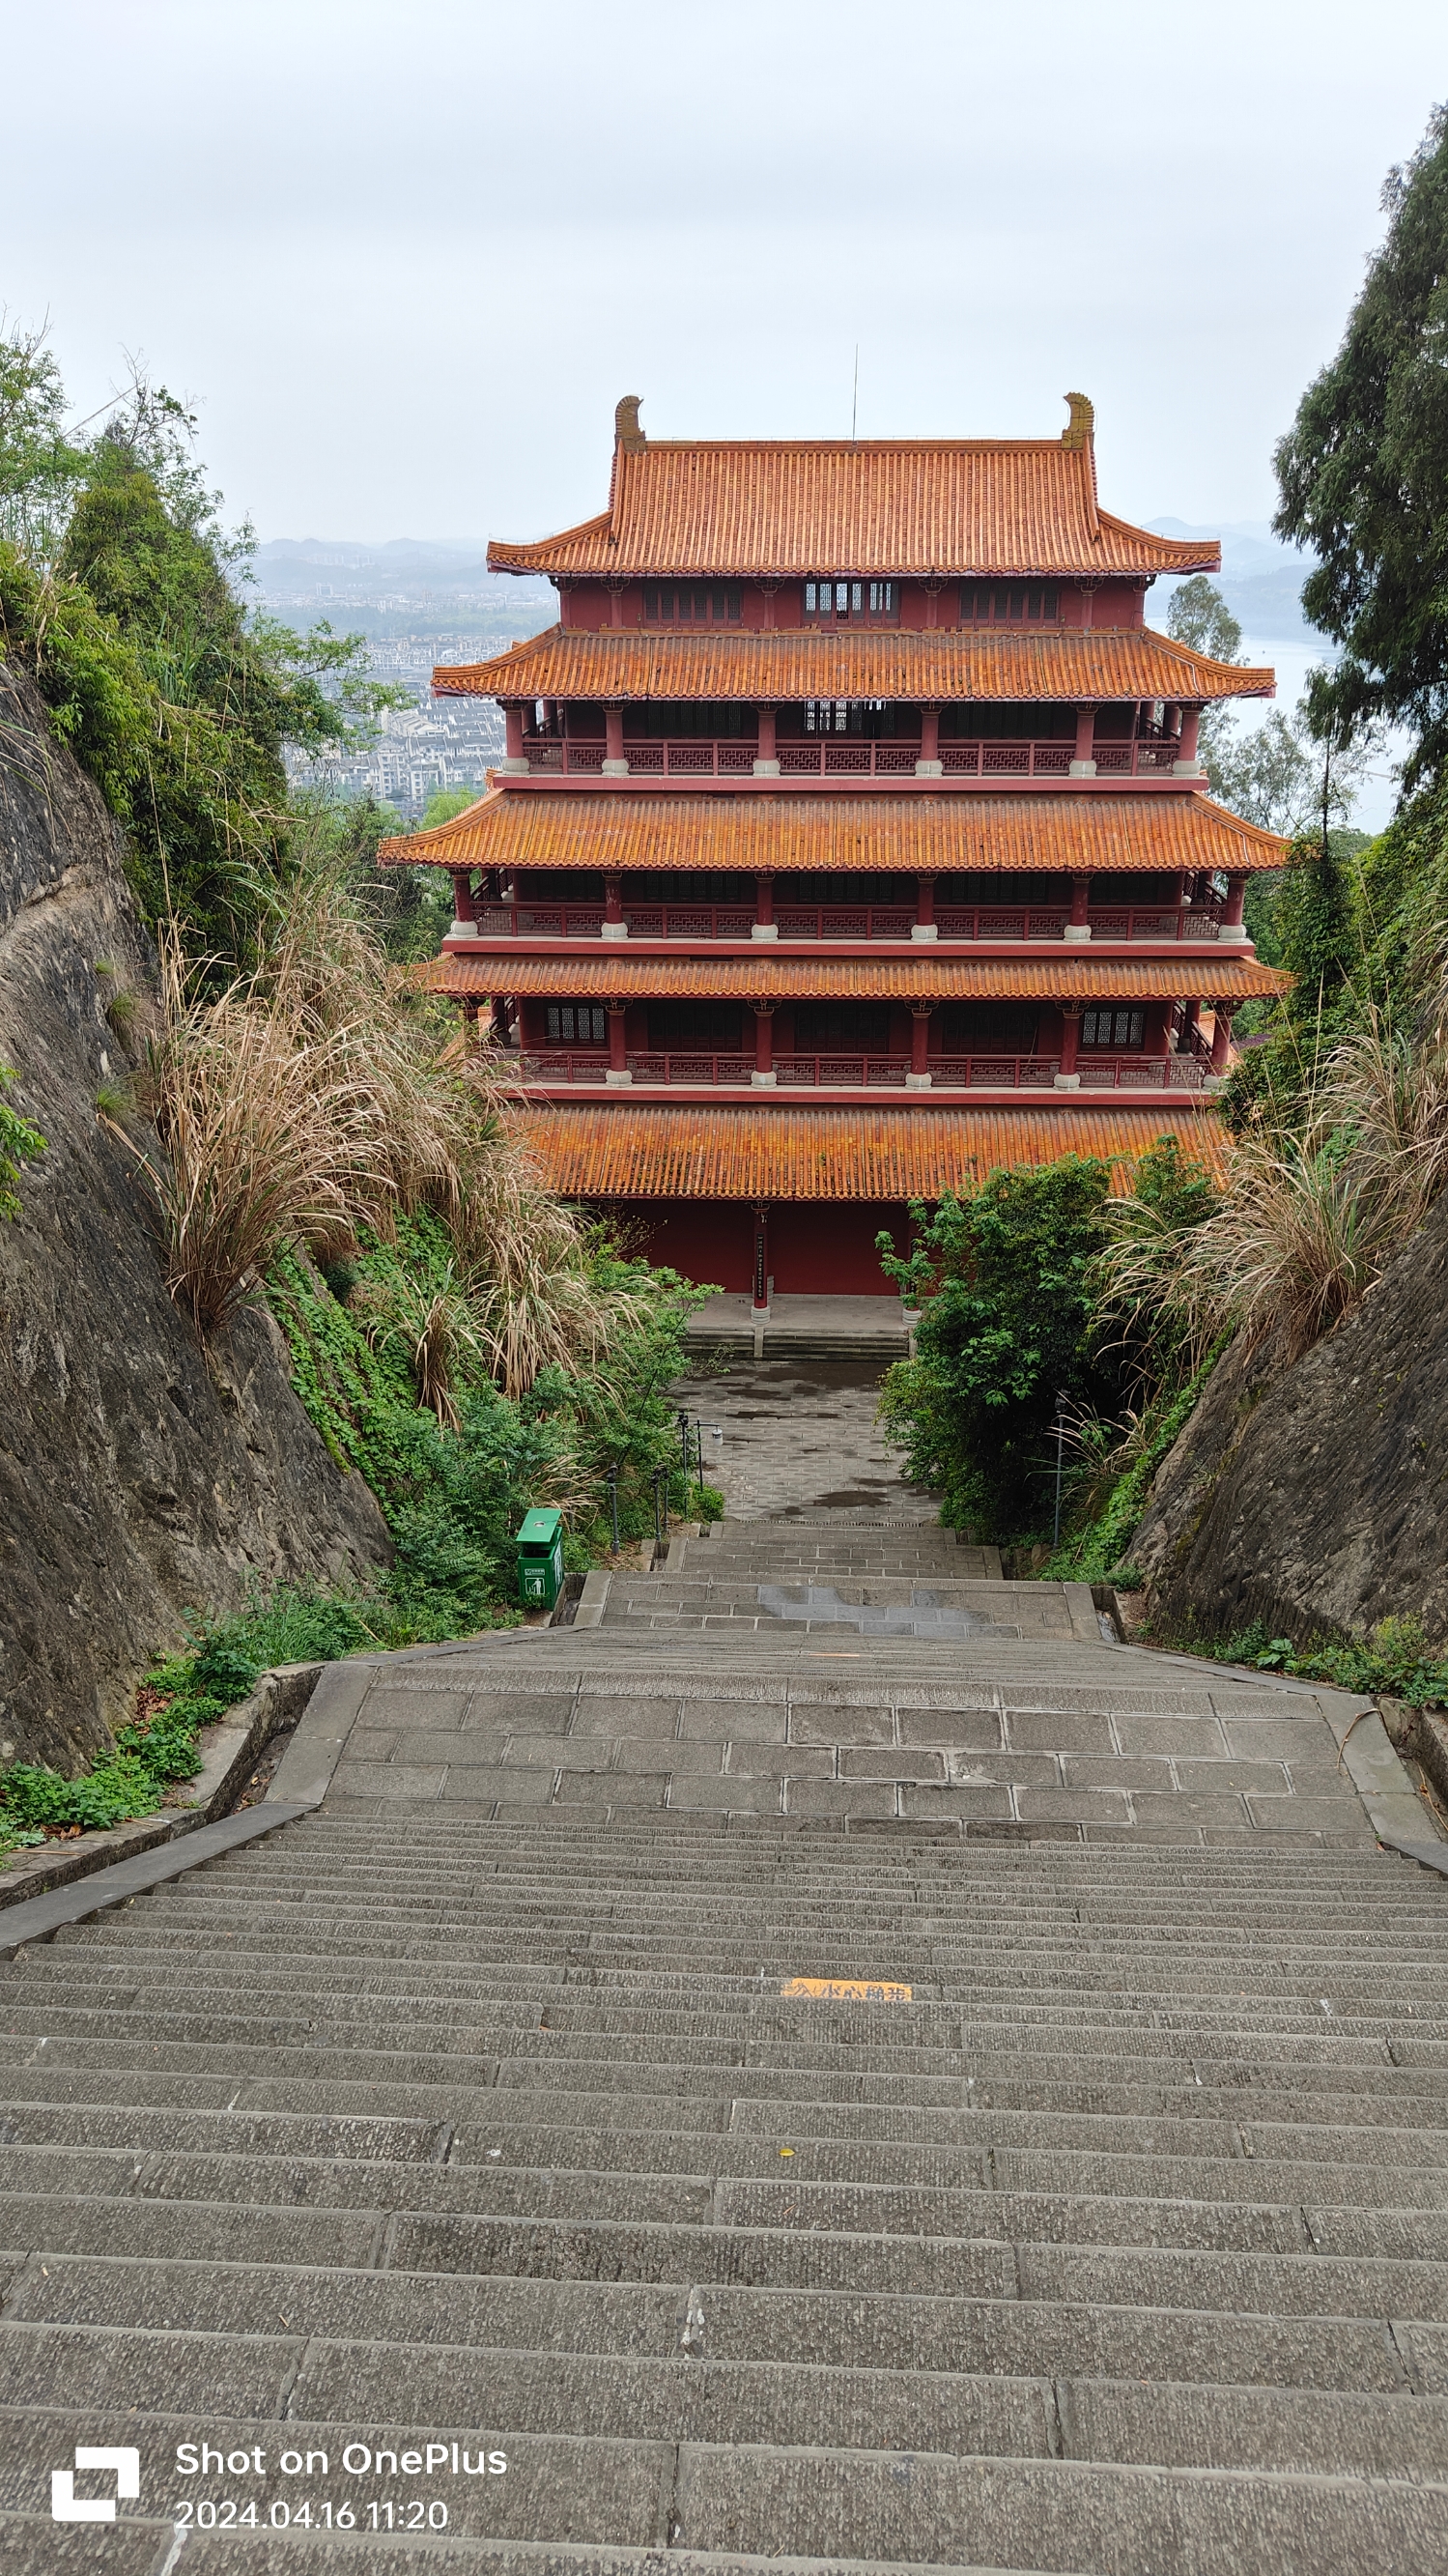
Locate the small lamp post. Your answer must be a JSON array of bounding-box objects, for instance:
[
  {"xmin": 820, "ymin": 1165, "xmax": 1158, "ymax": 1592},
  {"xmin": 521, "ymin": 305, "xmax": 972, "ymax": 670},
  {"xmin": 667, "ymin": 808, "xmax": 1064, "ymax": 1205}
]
[{"xmin": 1053, "ymin": 1391, "xmax": 1069, "ymax": 1550}]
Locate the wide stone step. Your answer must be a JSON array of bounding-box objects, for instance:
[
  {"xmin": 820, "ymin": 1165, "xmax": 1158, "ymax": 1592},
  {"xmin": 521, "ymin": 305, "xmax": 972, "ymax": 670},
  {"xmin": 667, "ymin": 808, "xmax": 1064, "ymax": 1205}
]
[
  {"xmin": 0, "ymin": 1565, "xmax": 1441, "ymax": 2574},
  {"xmin": 9, "ymin": 2143, "xmax": 1447, "ymax": 2256},
  {"xmin": 8, "ymin": 2248, "xmax": 1443, "ymax": 2388}
]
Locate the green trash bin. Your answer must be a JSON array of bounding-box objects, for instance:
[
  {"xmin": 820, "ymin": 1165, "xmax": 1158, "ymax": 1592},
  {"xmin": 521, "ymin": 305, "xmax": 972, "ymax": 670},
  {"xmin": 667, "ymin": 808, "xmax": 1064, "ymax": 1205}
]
[{"xmin": 516, "ymin": 1505, "xmax": 564, "ymax": 1610}]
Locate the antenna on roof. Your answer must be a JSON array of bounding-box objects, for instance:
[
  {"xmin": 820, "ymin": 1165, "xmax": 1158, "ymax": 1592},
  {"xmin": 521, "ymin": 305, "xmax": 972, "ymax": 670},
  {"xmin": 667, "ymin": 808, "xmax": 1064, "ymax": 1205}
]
[{"xmin": 851, "ymin": 346, "xmax": 859, "ymax": 443}]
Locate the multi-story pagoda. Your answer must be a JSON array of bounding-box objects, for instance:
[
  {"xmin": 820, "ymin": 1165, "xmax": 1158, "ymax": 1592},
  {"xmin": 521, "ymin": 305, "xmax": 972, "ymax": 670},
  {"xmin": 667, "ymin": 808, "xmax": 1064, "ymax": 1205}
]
[{"xmin": 385, "ymin": 395, "xmax": 1288, "ymax": 1296}]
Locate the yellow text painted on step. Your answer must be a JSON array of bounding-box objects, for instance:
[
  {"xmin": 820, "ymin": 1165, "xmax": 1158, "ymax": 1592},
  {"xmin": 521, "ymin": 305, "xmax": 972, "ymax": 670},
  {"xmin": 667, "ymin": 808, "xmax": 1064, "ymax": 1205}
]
[{"xmin": 780, "ymin": 1976, "xmax": 913, "ymax": 2001}]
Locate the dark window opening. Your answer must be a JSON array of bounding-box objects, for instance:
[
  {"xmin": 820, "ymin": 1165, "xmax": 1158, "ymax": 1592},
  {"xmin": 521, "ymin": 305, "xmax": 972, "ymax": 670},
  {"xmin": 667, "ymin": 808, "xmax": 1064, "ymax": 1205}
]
[
  {"xmin": 941, "ymin": 705, "xmax": 1075, "ymax": 739},
  {"xmin": 630, "ymin": 703, "xmax": 750, "ymax": 739},
  {"xmin": 791, "ymin": 1002, "xmax": 893, "ymax": 1053},
  {"xmin": 939, "ymin": 1003, "xmax": 1040, "ymax": 1055},
  {"xmin": 804, "ymin": 699, "xmax": 895, "ymax": 735},
  {"xmin": 1082, "ymin": 1008, "xmax": 1147, "ymax": 1049},
  {"xmin": 645, "ymin": 1002, "xmax": 745, "ymax": 1050},
  {"xmin": 545, "ymin": 1005, "xmax": 608, "ymax": 1046},
  {"xmin": 641, "ymin": 585, "xmax": 741, "ymax": 624},
  {"xmin": 960, "ymin": 582, "xmax": 1060, "ymax": 624}
]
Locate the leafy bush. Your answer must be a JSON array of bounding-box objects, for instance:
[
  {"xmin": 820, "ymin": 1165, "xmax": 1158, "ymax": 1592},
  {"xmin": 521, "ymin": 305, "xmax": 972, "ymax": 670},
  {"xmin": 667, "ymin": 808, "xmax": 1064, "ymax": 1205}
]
[
  {"xmin": 0, "ymin": 1064, "xmax": 45, "ymax": 1218},
  {"xmin": 1170, "ymin": 1614, "xmax": 1448, "ymax": 1709},
  {"xmin": 876, "ymin": 1158, "xmax": 1117, "ymax": 1539}
]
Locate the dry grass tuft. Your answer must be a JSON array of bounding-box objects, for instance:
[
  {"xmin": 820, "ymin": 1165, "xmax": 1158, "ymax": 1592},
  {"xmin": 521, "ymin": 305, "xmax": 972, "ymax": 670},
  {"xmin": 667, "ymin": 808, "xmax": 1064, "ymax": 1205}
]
[{"xmin": 117, "ymin": 838, "xmax": 636, "ymax": 1389}]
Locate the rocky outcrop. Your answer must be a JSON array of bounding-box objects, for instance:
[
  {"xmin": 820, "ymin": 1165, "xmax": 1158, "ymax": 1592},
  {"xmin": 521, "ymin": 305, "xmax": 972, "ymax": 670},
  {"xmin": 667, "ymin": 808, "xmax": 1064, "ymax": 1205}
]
[
  {"xmin": 1134, "ymin": 1187, "xmax": 1448, "ymax": 1647},
  {"xmin": 0, "ymin": 666, "xmax": 390, "ymax": 1771}
]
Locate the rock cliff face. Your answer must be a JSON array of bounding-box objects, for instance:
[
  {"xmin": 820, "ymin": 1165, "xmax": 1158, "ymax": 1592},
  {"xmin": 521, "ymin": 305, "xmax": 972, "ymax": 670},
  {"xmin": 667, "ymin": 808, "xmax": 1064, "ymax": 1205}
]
[
  {"xmin": 1134, "ymin": 1187, "xmax": 1448, "ymax": 1646},
  {"xmin": 0, "ymin": 666, "xmax": 390, "ymax": 1770}
]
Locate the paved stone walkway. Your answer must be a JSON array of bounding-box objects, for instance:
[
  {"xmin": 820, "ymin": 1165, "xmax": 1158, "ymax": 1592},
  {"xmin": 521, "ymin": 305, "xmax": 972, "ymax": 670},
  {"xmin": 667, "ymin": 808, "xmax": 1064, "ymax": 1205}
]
[{"xmin": 669, "ymin": 1356, "xmax": 933, "ymax": 1521}]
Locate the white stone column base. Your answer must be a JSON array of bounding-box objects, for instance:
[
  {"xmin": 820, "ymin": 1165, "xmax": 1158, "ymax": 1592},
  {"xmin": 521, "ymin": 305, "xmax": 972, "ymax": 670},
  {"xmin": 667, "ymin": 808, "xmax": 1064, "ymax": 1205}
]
[
  {"xmin": 1069, "ymin": 759, "xmax": 1097, "ymax": 777},
  {"xmin": 1217, "ymin": 928, "xmax": 1251, "ymax": 944},
  {"xmin": 915, "ymin": 758, "xmax": 944, "ymax": 778},
  {"xmin": 751, "ymin": 1070, "xmax": 778, "ymax": 1088},
  {"xmin": 601, "ymin": 758, "xmax": 630, "ymax": 776},
  {"xmin": 1053, "ymin": 1072, "xmax": 1081, "ymax": 1090},
  {"xmin": 905, "ymin": 1071, "xmax": 933, "ymax": 1090},
  {"xmin": 605, "ymin": 1068, "xmax": 634, "ymax": 1087},
  {"xmin": 498, "ymin": 757, "xmax": 530, "ymax": 775},
  {"xmin": 910, "ymin": 923, "xmax": 939, "ymax": 943},
  {"xmin": 601, "ymin": 920, "xmax": 630, "ymax": 941},
  {"xmin": 752, "ymin": 758, "xmax": 781, "ymax": 776},
  {"xmin": 1063, "ymin": 924, "xmax": 1093, "ymax": 944},
  {"xmin": 1205, "ymin": 1073, "xmax": 1229, "ymax": 1092},
  {"xmin": 1174, "ymin": 758, "xmax": 1205, "ymax": 777},
  {"xmin": 751, "ymin": 922, "xmax": 779, "ymax": 942},
  {"xmin": 448, "ymin": 922, "xmax": 478, "ymax": 943}
]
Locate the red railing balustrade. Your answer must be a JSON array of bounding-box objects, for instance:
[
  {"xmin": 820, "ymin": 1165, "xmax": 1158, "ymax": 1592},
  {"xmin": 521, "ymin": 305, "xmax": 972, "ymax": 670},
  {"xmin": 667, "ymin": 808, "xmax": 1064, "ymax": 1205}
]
[
  {"xmin": 518, "ymin": 1050, "xmax": 1209, "ymax": 1092},
  {"xmin": 468, "ymin": 901, "xmax": 1223, "ymax": 945}
]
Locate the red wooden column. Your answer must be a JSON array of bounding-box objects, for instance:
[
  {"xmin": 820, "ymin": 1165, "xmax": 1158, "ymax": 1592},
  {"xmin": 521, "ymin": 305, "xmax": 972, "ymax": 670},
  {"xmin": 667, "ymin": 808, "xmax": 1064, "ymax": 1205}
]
[
  {"xmin": 606, "ymin": 1005, "xmax": 631, "ymax": 1084},
  {"xmin": 1209, "ymin": 1005, "xmax": 1235, "ymax": 1075},
  {"xmin": 603, "ymin": 704, "xmax": 628, "ymax": 777},
  {"xmin": 1221, "ymin": 873, "xmax": 1249, "ymax": 940},
  {"xmin": 1176, "ymin": 708, "xmax": 1203, "ymax": 773},
  {"xmin": 602, "ymin": 873, "xmax": 628, "ymax": 941},
  {"xmin": 752, "ymin": 871, "xmax": 778, "ymax": 942},
  {"xmin": 912, "ymin": 873, "xmax": 937, "ymax": 942},
  {"xmin": 1055, "ymin": 1003, "xmax": 1082, "ymax": 1087},
  {"xmin": 1070, "ymin": 709, "xmax": 1096, "ymax": 776},
  {"xmin": 1178, "ymin": 997, "xmax": 1201, "ymax": 1057},
  {"xmin": 752, "ymin": 1003, "xmax": 776, "ymax": 1086},
  {"xmin": 491, "ymin": 997, "xmax": 512, "ymax": 1049},
  {"xmin": 907, "ymin": 1005, "xmax": 933, "ymax": 1089},
  {"xmin": 916, "ymin": 706, "xmax": 943, "ymax": 778},
  {"xmin": 753, "ymin": 705, "xmax": 780, "ymax": 778},
  {"xmin": 450, "ymin": 872, "xmax": 475, "ymax": 935},
  {"xmin": 1065, "ymin": 873, "xmax": 1092, "ymax": 944}
]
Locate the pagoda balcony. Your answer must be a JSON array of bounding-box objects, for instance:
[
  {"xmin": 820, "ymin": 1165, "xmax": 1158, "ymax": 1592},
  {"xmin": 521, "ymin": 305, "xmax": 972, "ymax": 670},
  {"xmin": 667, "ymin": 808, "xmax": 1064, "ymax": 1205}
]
[
  {"xmin": 520, "ymin": 1048, "xmax": 1211, "ymax": 1094},
  {"xmin": 514, "ymin": 737, "xmax": 1187, "ymax": 781},
  {"xmin": 470, "ymin": 899, "xmax": 1228, "ymax": 944}
]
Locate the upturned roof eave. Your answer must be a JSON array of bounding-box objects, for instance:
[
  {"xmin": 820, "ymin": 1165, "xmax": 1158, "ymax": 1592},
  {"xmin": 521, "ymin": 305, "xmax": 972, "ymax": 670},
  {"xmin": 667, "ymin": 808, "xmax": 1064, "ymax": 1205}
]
[{"xmin": 432, "ymin": 623, "xmax": 1273, "ymax": 704}]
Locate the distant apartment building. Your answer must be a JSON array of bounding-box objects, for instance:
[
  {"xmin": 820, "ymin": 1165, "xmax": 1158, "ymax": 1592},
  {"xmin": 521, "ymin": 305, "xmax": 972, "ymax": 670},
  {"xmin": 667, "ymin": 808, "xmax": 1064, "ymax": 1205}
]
[{"xmin": 288, "ymin": 643, "xmax": 504, "ymax": 813}]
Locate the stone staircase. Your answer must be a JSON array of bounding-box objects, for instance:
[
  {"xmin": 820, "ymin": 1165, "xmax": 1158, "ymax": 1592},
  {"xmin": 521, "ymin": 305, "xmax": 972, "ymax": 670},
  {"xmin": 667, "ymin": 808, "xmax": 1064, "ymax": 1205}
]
[{"xmin": 1, "ymin": 1517, "xmax": 1446, "ymax": 2571}]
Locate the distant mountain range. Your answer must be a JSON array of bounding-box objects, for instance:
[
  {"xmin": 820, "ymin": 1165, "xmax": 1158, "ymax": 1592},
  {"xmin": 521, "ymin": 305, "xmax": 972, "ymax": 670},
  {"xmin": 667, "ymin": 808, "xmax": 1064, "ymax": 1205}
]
[{"xmin": 1146, "ymin": 520, "xmax": 1322, "ymax": 646}]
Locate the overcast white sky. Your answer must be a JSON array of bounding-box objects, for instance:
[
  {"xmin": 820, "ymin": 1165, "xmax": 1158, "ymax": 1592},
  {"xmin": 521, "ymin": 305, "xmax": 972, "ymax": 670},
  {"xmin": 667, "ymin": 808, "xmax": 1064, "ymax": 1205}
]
[{"xmin": 5, "ymin": 1, "xmax": 1444, "ymax": 549}]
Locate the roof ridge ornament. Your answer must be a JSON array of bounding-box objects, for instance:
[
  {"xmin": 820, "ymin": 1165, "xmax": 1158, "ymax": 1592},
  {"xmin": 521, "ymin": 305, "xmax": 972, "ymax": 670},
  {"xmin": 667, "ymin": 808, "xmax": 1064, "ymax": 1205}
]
[
  {"xmin": 1061, "ymin": 392, "xmax": 1094, "ymax": 451},
  {"xmin": 615, "ymin": 395, "xmax": 647, "ymax": 454}
]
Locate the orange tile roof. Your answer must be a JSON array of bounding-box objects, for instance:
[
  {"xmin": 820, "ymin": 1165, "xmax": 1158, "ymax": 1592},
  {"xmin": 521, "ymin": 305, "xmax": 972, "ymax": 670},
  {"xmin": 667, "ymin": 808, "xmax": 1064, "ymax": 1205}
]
[
  {"xmin": 384, "ymin": 788, "xmax": 1289, "ymax": 876},
  {"xmin": 422, "ymin": 954, "xmax": 1288, "ymax": 1003},
  {"xmin": 437, "ymin": 625, "xmax": 1273, "ymax": 706},
  {"xmin": 489, "ymin": 404, "xmax": 1216, "ymax": 581},
  {"xmin": 514, "ymin": 1102, "xmax": 1229, "ymax": 1199}
]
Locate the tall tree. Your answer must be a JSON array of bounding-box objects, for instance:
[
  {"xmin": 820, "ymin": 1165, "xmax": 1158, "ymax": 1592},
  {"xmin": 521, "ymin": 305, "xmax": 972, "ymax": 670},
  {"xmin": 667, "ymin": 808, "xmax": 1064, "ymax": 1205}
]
[
  {"xmin": 1166, "ymin": 574, "xmax": 1244, "ymax": 788},
  {"xmin": 1274, "ymin": 104, "xmax": 1448, "ymax": 786}
]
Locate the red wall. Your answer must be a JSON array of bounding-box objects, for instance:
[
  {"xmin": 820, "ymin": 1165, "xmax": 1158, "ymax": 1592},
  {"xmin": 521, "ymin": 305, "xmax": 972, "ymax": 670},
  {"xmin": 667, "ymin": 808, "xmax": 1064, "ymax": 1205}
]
[{"xmin": 618, "ymin": 1199, "xmax": 909, "ymax": 1295}]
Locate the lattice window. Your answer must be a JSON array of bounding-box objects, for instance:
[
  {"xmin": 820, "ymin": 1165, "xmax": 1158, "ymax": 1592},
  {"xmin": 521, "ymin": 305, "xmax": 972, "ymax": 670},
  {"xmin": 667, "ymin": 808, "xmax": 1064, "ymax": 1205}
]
[
  {"xmin": 545, "ymin": 1006, "xmax": 609, "ymax": 1045},
  {"xmin": 1082, "ymin": 1009, "xmax": 1147, "ymax": 1049},
  {"xmin": 641, "ymin": 586, "xmax": 742, "ymax": 623},
  {"xmin": 960, "ymin": 583, "xmax": 1061, "ymax": 624},
  {"xmin": 804, "ymin": 579, "xmax": 896, "ymax": 620}
]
